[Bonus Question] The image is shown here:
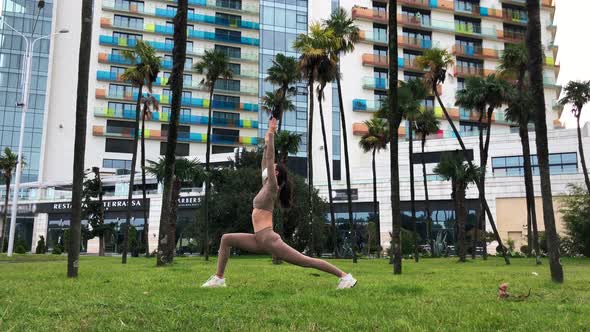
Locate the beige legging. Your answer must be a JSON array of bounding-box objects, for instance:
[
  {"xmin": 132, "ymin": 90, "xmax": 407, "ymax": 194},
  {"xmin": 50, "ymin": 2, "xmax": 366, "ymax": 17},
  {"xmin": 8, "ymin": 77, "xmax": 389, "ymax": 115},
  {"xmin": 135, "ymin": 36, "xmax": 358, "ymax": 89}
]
[{"xmin": 216, "ymin": 227, "xmax": 345, "ymax": 278}]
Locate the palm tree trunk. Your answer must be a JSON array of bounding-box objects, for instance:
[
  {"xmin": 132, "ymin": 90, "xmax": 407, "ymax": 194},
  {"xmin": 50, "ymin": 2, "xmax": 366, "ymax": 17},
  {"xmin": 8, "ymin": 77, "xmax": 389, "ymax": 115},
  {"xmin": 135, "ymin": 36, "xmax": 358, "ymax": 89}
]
[
  {"xmin": 122, "ymin": 82, "xmax": 143, "ymax": 264},
  {"xmin": 204, "ymin": 86, "xmax": 214, "ymax": 262},
  {"xmin": 307, "ymin": 77, "xmax": 315, "ymax": 255},
  {"xmin": 97, "ymin": 170, "xmax": 105, "ymax": 257},
  {"xmin": 409, "ymin": 120, "xmax": 418, "ymax": 262},
  {"xmin": 474, "ymin": 109, "xmax": 484, "ymax": 260},
  {"xmin": 335, "ymin": 75, "xmax": 357, "ymax": 261},
  {"xmin": 141, "ymin": 112, "xmax": 149, "ymax": 256},
  {"xmin": 457, "ymin": 184, "xmax": 467, "ymax": 262},
  {"xmin": 1, "ymin": 180, "xmax": 11, "ymax": 252},
  {"xmin": 576, "ymin": 115, "xmax": 590, "ymax": 193},
  {"xmin": 433, "ymin": 91, "xmax": 510, "ymax": 264},
  {"xmin": 318, "ymin": 90, "xmax": 337, "ymax": 258},
  {"xmin": 68, "ymin": 0, "xmax": 93, "ymax": 277},
  {"xmin": 526, "ymin": 0, "xmax": 562, "ymax": 282},
  {"xmin": 389, "ymin": 0, "xmax": 402, "ymax": 274},
  {"xmin": 157, "ymin": 0, "xmax": 187, "ymax": 266},
  {"xmin": 520, "ymin": 126, "xmax": 541, "ymax": 264},
  {"xmin": 421, "ymin": 137, "xmax": 434, "ymax": 256},
  {"xmin": 372, "ymin": 148, "xmax": 378, "ymax": 256},
  {"xmin": 277, "ymin": 85, "xmax": 287, "ymax": 133}
]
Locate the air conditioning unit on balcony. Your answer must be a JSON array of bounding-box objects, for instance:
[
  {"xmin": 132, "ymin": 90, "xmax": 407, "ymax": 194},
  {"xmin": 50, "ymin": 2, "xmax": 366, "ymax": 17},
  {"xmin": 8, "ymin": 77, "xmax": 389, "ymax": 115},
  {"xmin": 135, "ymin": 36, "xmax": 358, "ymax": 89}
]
[{"xmin": 115, "ymin": 168, "xmax": 131, "ymax": 176}]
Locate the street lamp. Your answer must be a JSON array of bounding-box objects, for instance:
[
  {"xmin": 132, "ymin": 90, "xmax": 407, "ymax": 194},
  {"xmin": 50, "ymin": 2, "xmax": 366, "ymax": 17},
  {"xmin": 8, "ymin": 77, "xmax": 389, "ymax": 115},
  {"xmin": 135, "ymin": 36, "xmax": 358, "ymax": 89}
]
[{"xmin": 2, "ymin": 17, "xmax": 69, "ymax": 256}]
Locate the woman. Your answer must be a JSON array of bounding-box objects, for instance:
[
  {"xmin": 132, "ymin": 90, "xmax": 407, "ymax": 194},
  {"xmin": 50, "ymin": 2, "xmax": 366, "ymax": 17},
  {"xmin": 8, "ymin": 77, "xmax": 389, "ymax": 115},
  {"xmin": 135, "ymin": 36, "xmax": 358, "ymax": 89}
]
[{"xmin": 202, "ymin": 118, "xmax": 357, "ymax": 289}]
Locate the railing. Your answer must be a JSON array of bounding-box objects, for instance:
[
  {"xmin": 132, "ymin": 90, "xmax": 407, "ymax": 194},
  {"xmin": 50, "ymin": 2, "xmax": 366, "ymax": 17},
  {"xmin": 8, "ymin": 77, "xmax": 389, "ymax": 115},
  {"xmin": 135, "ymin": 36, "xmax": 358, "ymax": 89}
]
[
  {"xmin": 95, "ymin": 88, "xmax": 259, "ymax": 111},
  {"xmin": 162, "ymin": 0, "xmax": 260, "ymax": 14},
  {"xmin": 94, "ymin": 107, "xmax": 258, "ymax": 128},
  {"xmin": 358, "ymin": 30, "xmax": 387, "ymax": 44},
  {"xmin": 101, "ymin": 17, "xmax": 260, "ymax": 46},
  {"xmin": 454, "ymin": 66, "xmax": 485, "ymax": 76},
  {"xmin": 399, "ymin": 35, "xmax": 433, "ymax": 49},
  {"xmin": 352, "ymin": 99, "xmax": 383, "ymax": 112},
  {"xmin": 362, "ymin": 77, "xmax": 388, "ymax": 90},
  {"xmin": 452, "ymin": 44, "xmax": 500, "ymax": 58},
  {"xmin": 351, "ymin": 6, "xmax": 387, "ymax": 23},
  {"xmin": 93, "ymin": 125, "xmax": 259, "ymax": 145},
  {"xmin": 153, "ymin": 8, "xmax": 260, "ymax": 29},
  {"xmin": 361, "ymin": 54, "xmax": 387, "ymax": 67}
]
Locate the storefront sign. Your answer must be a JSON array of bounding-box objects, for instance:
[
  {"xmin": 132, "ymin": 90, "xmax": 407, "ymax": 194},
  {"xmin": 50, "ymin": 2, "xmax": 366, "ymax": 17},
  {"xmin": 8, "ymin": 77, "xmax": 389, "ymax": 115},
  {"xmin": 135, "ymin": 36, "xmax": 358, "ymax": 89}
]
[
  {"xmin": 332, "ymin": 189, "xmax": 358, "ymax": 201},
  {"xmin": 178, "ymin": 196, "xmax": 202, "ymax": 209},
  {"xmin": 37, "ymin": 199, "xmax": 149, "ymax": 213}
]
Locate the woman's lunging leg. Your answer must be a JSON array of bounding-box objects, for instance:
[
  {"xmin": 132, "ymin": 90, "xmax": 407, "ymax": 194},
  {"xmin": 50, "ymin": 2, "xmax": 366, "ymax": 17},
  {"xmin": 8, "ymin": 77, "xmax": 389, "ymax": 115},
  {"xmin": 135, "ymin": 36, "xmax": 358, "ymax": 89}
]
[
  {"xmin": 216, "ymin": 233, "xmax": 262, "ymax": 278},
  {"xmin": 256, "ymin": 230, "xmax": 346, "ymax": 278}
]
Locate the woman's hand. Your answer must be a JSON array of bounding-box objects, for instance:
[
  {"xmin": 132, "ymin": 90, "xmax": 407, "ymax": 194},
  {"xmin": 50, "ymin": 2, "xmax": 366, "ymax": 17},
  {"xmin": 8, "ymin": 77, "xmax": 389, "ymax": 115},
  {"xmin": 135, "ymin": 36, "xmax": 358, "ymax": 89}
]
[{"xmin": 268, "ymin": 117, "xmax": 277, "ymax": 134}]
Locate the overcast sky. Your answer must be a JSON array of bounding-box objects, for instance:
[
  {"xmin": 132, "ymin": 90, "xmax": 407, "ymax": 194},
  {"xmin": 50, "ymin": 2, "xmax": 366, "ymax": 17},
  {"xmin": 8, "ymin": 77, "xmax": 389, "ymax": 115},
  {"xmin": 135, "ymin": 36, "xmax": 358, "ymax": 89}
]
[{"xmin": 555, "ymin": 0, "xmax": 590, "ymax": 128}]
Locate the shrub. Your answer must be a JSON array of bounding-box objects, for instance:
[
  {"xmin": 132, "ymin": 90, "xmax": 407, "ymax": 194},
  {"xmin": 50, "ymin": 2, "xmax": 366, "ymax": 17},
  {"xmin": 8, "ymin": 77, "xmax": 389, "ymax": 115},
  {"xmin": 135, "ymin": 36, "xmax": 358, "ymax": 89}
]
[
  {"xmin": 52, "ymin": 247, "xmax": 62, "ymax": 255},
  {"xmin": 560, "ymin": 185, "xmax": 590, "ymax": 257},
  {"xmin": 520, "ymin": 245, "xmax": 530, "ymax": 255},
  {"xmin": 15, "ymin": 245, "xmax": 26, "ymax": 254}
]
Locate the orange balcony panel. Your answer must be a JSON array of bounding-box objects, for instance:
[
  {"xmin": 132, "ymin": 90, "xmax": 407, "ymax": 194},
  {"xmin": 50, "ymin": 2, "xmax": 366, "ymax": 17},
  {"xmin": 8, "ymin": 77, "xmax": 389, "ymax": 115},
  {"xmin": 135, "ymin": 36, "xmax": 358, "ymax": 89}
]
[
  {"xmin": 438, "ymin": 0, "xmax": 454, "ymax": 10},
  {"xmin": 353, "ymin": 122, "xmax": 368, "ymax": 136},
  {"xmin": 486, "ymin": 8, "xmax": 504, "ymax": 19},
  {"xmin": 397, "ymin": 127, "xmax": 406, "ymax": 137},
  {"xmin": 352, "ymin": 6, "xmax": 387, "ymax": 23},
  {"xmin": 399, "ymin": 0, "xmax": 429, "ymax": 10},
  {"xmin": 447, "ymin": 108, "xmax": 460, "ymax": 120},
  {"xmin": 92, "ymin": 126, "xmax": 104, "ymax": 136},
  {"xmin": 100, "ymin": 17, "xmax": 112, "ymax": 28},
  {"xmin": 98, "ymin": 53, "xmax": 108, "ymax": 63},
  {"xmin": 362, "ymin": 54, "xmax": 388, "ymax": 67},
  {"xmin": 553, "ymin": 119, "xmax": 563, "ymax": 128},
  {"xmin": 129, "ymin": 3, "xmax": 141, "ymax": 13},
  {"xmin": 397, "ymin": 14, "xmax": 423, "ymax": 27},
  {"xmin": 542, "ymin": 0, "xmax": 555, "ymax": 8},
  {"xmin": 96, "ymin": 88, "xmax": 106, "ymax": 98}
]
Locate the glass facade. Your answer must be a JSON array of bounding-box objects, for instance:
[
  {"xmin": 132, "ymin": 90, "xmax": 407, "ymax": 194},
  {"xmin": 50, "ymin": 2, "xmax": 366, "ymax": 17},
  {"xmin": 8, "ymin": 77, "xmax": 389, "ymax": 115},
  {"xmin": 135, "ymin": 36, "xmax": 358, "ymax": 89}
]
[
  {"xmin": 491, "ymin": 152, "xmax": 578, "ymax": 177},
  {"xmin": 0, "ymin": 0, "xmax": 54, "ymax": 183},
  {"xmin": 259, "ymin": 0, "xmax": 308, "ymax": 158}
]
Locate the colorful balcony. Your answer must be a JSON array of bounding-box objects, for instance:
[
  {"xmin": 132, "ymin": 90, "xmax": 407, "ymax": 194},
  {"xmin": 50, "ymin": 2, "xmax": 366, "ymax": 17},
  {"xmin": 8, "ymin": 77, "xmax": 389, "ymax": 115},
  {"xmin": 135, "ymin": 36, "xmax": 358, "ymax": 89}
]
[
  {"xmin": 398, "ymin": 0, "xmax": 453, "ymax": 11},
  {"xmin": 99, "ymin": 36, "xmax": 259, "ymax": 62},
  {"xmin": 352, "ymin": 99, "xmax": 383, "ymax": 112},
  {"xmin": 100, "ymin": 17, "xmax": 260, "ymax": 46},
  {"xmin": 453, "ymin": 66, "xmax": 496, "ymax": 77},
  {"xmin": 162, "ymin": 0, "xmax": 259, "ymax": 15},
  {"xmin": 433, "ymin": 106, "xmax": 460, "ymax": 121},
  {"xmin": 93, "ymin": 125, "xmax": 259, "ymax": 145},
  {"xmin": 400, "ymin": 58, "xmax": 424, "ymax": 72},
  {"xmin": 452, "ymin": 44, "xmax": 500, "ymax": 59},
  {"xmin": 95, "ymin": 88, "xmax": 259, "ymax": 112},
  {"xmin": 361, "ymin": 54, "xmax": 387, "ymax": 67},
  {"xmin": 397, "ymin": 14, "xmax": 432, "ymax": 29},
  {"xmin": 94, "ymin": 107, "xmax": 258, "ymax": 129},
  {"xmin": 362, "ymin": 77, "xmax": 388, "ymax": 90},
  {"xmin": 479, "ymin": 7, "xmax": 504, "ymax": 19},
  {"xmin": 153, "ymin": 8, "xmax": 259, "ymax": 30},
  {"xmin": 497, "ymin": 30, "xmax": 526, "ymax": 43},
  {"xmin": 353, "ymin": 122, "xmax": 406, "ymax": 137},
  {"xmin": 358, "ymin": 30, "xmax": 387, "ymax": 45},
  {"xmin": 399, "ymin": 36, "xmax": 433, "ymax": 50},
  {"xmin": 502, "ymin": 11, "xmax": 528, "ymax": 24},
  {"xmin": 351, "ymin": 6, "xmax": 387, "ymax": 24}
]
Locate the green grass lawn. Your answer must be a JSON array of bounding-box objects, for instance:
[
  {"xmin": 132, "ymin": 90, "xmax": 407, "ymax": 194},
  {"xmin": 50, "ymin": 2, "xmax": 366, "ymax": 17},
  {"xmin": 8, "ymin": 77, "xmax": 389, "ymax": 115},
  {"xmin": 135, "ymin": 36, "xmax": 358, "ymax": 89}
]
[{"xmin": 1, "ymin": 255, "xmax": 589, "ymax": 331}]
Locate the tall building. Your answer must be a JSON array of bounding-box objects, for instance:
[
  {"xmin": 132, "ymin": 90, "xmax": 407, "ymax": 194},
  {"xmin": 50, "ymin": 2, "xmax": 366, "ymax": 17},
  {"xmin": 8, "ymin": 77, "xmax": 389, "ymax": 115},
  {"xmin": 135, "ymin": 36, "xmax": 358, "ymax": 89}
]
[
  {"xmin": 310, "ymin": 0, "xmax": 588, "ymax": 250},
  {"xmin": 0, "ymin": 0, "xmax": 55, "ymax": 183}
]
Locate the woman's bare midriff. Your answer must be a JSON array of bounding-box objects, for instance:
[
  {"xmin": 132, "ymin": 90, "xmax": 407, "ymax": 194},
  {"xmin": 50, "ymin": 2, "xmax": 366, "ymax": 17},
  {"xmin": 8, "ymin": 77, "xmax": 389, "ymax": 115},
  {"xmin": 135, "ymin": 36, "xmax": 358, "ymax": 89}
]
[{"xmin": 252, "ymin": 208, "xmax": 273, "ymax": 232}]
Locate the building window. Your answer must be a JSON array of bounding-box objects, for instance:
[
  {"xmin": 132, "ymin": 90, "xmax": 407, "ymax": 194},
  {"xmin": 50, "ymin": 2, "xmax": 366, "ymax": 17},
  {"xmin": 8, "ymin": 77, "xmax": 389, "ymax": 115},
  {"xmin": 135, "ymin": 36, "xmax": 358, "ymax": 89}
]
[
  {"xmin": 160, "ymin": 142, "xmax": 189, "ymax": 156},
  {"xmin": 216, "ymin": 0, "xmax": 242, "ymax": 10},
  {"xmin": 459, "ymin": 121, "xmax": 480, "ymax": 136},
  {"xmin": 401, "ymin": 7, "xmax": 431, "ymax": 26},
  {"xmin": 110, "ymin": 66, "xmax": 126, "ymax": 77},
  {"xmin": 215, "ymin": 79, "xmax": 240, "ymax": 92},
  {"xmin": 108, "ymin": 102, "xmax": 135, "ymax": 117},
  {"xmin": 455, "ymin": 16, "xmax": 481, "ymax": 34},
  {"xmin": 457, "ymin": 78, "xmax": 466, "ymax": 91},
  {"xmin": 105, "ymin": 138, "xmax": 134, "ymax": 153},
  {"xmin": 212, "ymin": 145, "xmax": 235, "ymax": 154},
  {"xmin": 456, "ymin": 58, "xmax": 484, "ymax": 75},
  {"xmin": 215, "ymin": 45, "xmax": 241, "ymax": 59},
  {"xmin": 228, "ymin": 63, "xmax": 241, "ymax": 76},
  {"xmin": 215, "ymin": 28, "xmax": 241, "ymax": 42},
  {"xmin": 503, "ymin": 24, "xmax": 526, "ymax": 40},
  {"xmin": 216, "ymin": 12, "xmax": 241, "ymax": 25},
  {"xmin": 213, "ymin": 94, "xmax": 240, "ymax": 104},
  {"xmin": 103, "ymin": 158, "xmax": 132, "ymax": 169},
  {"xmin": 455, "ymin": 0, "xmax": 478, "ymax": 13},
  {"xmin": 166, "ymin": 4, "xmax": 195, "ymax": 14},
  {"xmin": 108, "ymin": 84, "xmax": 139, "ymax": 98},
  {"xmin": 492, "ymin": 152, "xmax": 578, "ymax": 177},
  {"xmin": 114, "ymin": 0, "xmax": 145, "ymax": 12},
  {"xmin": 213, "ymin": 111, "xmax": 240, "ymax": 122},
  {"xmin": 113, "ymin": 31, "xmax": 143, "ymax": 41},
  {"xmin": 403, "ymin": 50, "xmax": 421, "ymax": 67},
  {"xmin": 373, "ymin": 23, "xmax": 387, "ymax": 42},
  {"xmin": 503, "ymin": 4, "xmax": 528, "ymax": 22},
  {"xmin": 113, "ymin": 14, "xmax": 144, "ymax": 30},
  {"xmin": 455, "ymin": 36, "xmax": 482, "ymax": 54}
]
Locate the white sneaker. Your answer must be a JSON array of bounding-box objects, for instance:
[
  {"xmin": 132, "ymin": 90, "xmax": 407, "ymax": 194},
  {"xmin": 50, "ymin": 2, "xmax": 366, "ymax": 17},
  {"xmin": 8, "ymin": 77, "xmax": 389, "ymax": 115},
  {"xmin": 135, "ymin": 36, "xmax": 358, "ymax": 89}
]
[
  {"xmin": 201, "ymin": 275, "xmax": 227, "ymax": 288},
  {"xmin": 337, "ymin": 274, "xmax": 357, "ymax": 289}
]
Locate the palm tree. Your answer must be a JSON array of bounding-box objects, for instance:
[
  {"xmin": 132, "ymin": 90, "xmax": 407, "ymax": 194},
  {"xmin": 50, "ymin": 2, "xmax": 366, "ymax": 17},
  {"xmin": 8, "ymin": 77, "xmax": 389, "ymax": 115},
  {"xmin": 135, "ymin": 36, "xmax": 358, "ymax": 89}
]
[
  {"xmin": 294, "ymin": 23, "xmax": 337, "ymax": 256},
  {"xmin": 275, "ymin": 131, "xmax": 302, "ymax": 164},
  {"xmin": 261, "ymin": 90, "xmax": 296, "ymax": 129},
  {"xmin": 316, "ymin": 55, "xmax": 340, "ymax": 258},
  {"xmin": 559, "ymin": 80, "xmax": 590, "ymax": 193},
  {"xmin": 359, "ymin": 118, "xmax": 389, "ymax": 257},
  {"xmin": 194, "ymin": 49, "xmax": 233, "ymax": 261},
  {"xmin": 414, "ymin": 109, "xmax": 440, "ymax": 256},
  {"xmin": 500, "ymin": 43, "xmax": 542, "ymax": 265},
  {"xmin": 526, "ymin": 0, "xmax": 563, "ymax": 282},
  {"xmin": 156, "ymin": 0, "xmax": 188, "ymax": 266},
  {"xmin": 416, "ymin": 48, "xmax": 511, "ymax": 264},
  {"xmin": 403, "ymin": 79, "xmax": 428, "ymax": 262},
  {"xmin": 388, "ymin": 0, "xmax": 402, "ymax": 274},
  {"xmin": 265, "ymin": 53, "xmax": 300, "ymax": 131},
  {"xmin": 0, "ymin": 148, "xmax": 22, "ymax": 253},
  {"xmin": 324, "ymin": 7, "xmax": 360, "ymax": 263},
  {"xmin": 434, "ymin": 152, "xmax": 481, "ymax": 262},
  {"xmin": 148, "ymin": 157, "xmax": 205, "ymax": 252},
  {"xmin": 456, "ymin": 75, "xmax": 510, "ymax": 259},
  {"xmin": 68, "ymin": 0, "xmax": 93, "ymax": 278},
  {"xmin": 139, "ymin": 94, "xmax": 159, "ymax": 256},
  {"xmin": 119, "ymin": 40, "xmax": 160, "ymax": 264}
]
